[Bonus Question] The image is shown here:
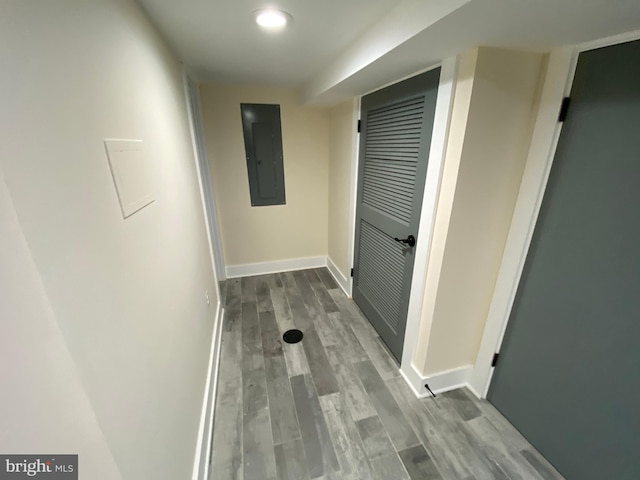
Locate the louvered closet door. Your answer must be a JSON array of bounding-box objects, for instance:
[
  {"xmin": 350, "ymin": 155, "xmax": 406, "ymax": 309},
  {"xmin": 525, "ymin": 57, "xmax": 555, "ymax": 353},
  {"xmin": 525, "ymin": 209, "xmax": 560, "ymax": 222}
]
[{"xmin": 353, "ymin": 68, "xmax": 440, "ymax": 361}]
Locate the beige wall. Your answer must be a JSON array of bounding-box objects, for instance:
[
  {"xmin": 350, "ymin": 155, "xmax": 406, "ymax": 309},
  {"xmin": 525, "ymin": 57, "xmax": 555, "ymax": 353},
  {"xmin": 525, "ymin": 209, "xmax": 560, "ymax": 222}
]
[
  {"xmin": 1, "ymin": 1, "xmax": 218, "ymax": 478},
  {"xmin": 200, "ymin": 84, "xmax": 330, "ymax": 268},
  {"xmin": 412, "ymin": 49, "xmax": 480, "ymax": 372},
  {"xmin": 328, "ymin": 100, "xmax": 357, "ymax": 277},
  {"xmin": 414, "ymin": 47, "xmax": 547, "ymax": 375}
]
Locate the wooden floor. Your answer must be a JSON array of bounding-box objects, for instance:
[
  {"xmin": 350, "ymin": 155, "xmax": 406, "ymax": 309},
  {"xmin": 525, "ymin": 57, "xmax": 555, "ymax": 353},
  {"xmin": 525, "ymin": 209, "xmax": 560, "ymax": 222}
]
[{"xmin": 210, "ymin": 268, "xmax": 564, "ymax": 480}]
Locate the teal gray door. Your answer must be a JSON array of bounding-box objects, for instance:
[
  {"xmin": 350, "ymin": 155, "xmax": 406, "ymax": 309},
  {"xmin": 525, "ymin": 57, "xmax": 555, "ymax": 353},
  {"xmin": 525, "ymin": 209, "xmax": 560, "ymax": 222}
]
[
  {"xmin": 353, "ymin": 69, "xmax": 440, "ymax": 361},
  {"xmin": 488, "ymin": 39, "xmax": 640, "ymax": 480}
]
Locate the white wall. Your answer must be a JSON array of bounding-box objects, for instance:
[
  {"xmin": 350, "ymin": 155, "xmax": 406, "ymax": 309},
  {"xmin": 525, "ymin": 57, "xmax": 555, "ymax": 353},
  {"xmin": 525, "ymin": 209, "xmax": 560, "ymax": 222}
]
[
  {"xmin": 200, "ymin": 84, "xmax": 330, "ymax": 272},
  {"xmin": 0, "ymin": 1, "xmax": 219, "ymax": 478},
  {"xmin": 0, "ymin": 171, "xmax": 123, "ymax": 479}
]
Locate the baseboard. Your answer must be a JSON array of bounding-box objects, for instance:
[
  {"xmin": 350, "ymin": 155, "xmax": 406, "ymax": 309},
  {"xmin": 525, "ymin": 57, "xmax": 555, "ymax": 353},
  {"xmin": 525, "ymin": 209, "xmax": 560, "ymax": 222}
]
[
  {"xmin": 225, "ymin": 256, "xmax": 327, "ymax": 279},
  {"xmin": 465, "ymin": 382, "xmax": 483, "ymax": 400},
  {"xmin": 192, "ymin": 301, "xmax": 224, "ymax": 480},
  {"xmin": 400, "ymin": 363, "xmax": 473, "ymax": 399},
  {"xmin": 326, "ymin": 256, "xmax": 351, "ymax": 297},
  {"xmin": 399, "ymin": 365, "xmax": 425, "ymax": 398}
]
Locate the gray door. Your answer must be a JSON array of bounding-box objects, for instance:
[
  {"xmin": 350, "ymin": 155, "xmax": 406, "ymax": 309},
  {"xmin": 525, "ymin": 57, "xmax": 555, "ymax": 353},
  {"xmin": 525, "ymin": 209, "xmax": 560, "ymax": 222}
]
[
  {"xmin": 488, "ymin": 39, "xmax": 640, "ymax": 480},
  {"xmin": 353, "ymin": 69, "xmax": 440, "ymax": 361}
]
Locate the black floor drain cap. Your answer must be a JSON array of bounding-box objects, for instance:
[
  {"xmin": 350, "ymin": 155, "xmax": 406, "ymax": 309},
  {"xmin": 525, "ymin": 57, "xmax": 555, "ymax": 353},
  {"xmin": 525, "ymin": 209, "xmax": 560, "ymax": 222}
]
[{"xmin": 283, "ymin": 329, "xmax": 303, "ymax": 344}]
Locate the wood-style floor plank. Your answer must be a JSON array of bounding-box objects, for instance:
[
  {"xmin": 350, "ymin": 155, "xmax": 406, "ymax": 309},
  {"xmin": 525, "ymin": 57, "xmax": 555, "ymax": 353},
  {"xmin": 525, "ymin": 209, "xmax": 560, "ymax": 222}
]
[
  {"xmin": 282, "ymin": 341, "xmax": 310, "ymax": 379},
  {"xmin": 354, "ymin": 360, "xmax": 420, "ymax": 451},
  {"xmin": 386, "ymin": 377, "xmax": 472, "ymax": 480},
  {"xmin": 270, "ymin": 286, "xmax": 310, "ymax": 377},
  {"xmin": 476, "ymin": 399, "xmax": 533, "ymax": 451},
  {"xmin": 241, "ymin": 301, "xmax": 267, "ymax": 413},
  {"xmin": 242, "ymin": 406, "xmax": 277, "ymax": 480},
  {"xmin": 240, "ymin": 276, "xmax": 256, "ymax": 304},
  {"xmin": 290, "ymin": 374, "xmax": 340, "ymax": 479},
  {"xmin": 329, "ymin": 289, "xmax": 400, "ymax": 380},
  {"xmin": 259, "ymin": 309, "xmax": 283, "ymax": 358},
  {"xmin": 422, "ymin": 395, "xmax": 511, "ymax": 480},
  {"xmin": 264, "ymin": 355, "xmax": 300, "ymax": 445},
  {"xmin": 443, "ymin": 388, "xmax": 482, "ymax": 421},
  {"xmin": 304, "ymin": 269, "xmax": 340, "ymax": 314},
  {"xmin": 274, "ymin": 439, "xmax": 310, "ymax": 480},
  {"xmin": 255, "ymin": 274, "xmax": 274, "ymax": 313},
  {"xmin": 298, "ymin": 327, "xmax": 339, "ymax": 397},
  {"xmin": 399, "ymin": 444, "xmax": 444, "ymax": 480},
  {"xmin": 210, "ymin": 287, "xmax": 243, "ymax": 480},
  {"xmin": 267, "ymin": 272, "xmax": 284, "ymax": 290},
  {"xmin": 520, "ymin": 447, "xmax": 565, "ymax": 480},
  {"xmin": 286, "ymin": 273, "xmax": 339, "ymax": 396},
  {"xmin": 219, "ymin": 280, "xmax": 228, "ymax": 306},
  {"xmin": 326, "ymin": 312, "xmax": 369, "ymax": 363},
  {"xmin": 211, "ymin": 269, "xmax": 566, "ymax": 480},
  {"xmin": 319, "ymin": 393, "xmax": 374, "ymax": 478},
  {"xmin": 369, "ymin": 453, "xmax": 410, "ymax": 480},
  {"xmin": 324, "ymin": 345, "xmax": 376, "ymax": 422},
  {"xmin": 210, "ymin": 328, "xmax": 243, "ymax": 480},
  {"xmin": 355, "ymin": 415, "xmax": 395, "ymax": 462},
  {"xmin": 224, "ymin": 278, "xmax": 242, "ymax": 332},
  {"xmin": 313, "ymin": 267, "xmax": 338, "ymax": 290},
  {"xmin": 313, "ymin": 311, "xmax": 341, "ymax": 348},
  {"xmin": 466, "ymin": 415, "xmax": 545, "ymax": 480}
]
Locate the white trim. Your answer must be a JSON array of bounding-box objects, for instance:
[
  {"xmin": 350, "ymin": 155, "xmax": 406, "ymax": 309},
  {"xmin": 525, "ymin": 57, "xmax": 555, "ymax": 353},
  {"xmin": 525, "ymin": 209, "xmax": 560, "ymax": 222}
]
[
  {"xmin": 192, "ymin": 302, "xmax": 224, "ymax": 480},
  {"xmin": 346, "ymin": 96, "xmax": 361, "ymax": 296},
  {"xmin": 465, "ymin": 382, "xmax": 483, "ymax": 400},
  {"xmin": 468, "ymin": 48, "xmax": 572, "ymax": 398},
  {"xmin": 362, "ymin": 62, "xmax": 443, "ymax": 98},
  {"xmin": 202, "ymin": 303, "xmax": 224, "ymax": 480},
  {"xmin": 400, "ymin": 56, "xmax": 458, "ymax": 388},
  {"xmin": 225, "ymin": 256, "xmax": 327, "ymax": 278},
  {"xmin": 399, "ymin": 363, "xmax": 425, "ymax": 397},
  {"xmin": 573, "ymin": 29, "xmax": 640, "ymax": 54},
  {"xmin": 470, "ymin": 29, "xmax": 640, "ymax": 399},
  {"xmin": 327, "ymin": 256, "xmax": 351, "ymax": 297},
  {"xmin": 400, "ymin": 364, "xmax": 473, "ymax": 398},
  {"xmin": 183, "ymin": 73, "xmax": 226, "ymax": 281}
]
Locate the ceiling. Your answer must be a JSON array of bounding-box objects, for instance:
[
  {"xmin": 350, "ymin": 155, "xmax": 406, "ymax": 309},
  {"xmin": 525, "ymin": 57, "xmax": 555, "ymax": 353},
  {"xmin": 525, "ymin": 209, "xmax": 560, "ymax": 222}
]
[
  {"xmin": 138, "ymin": 0, "xmax": 403, "ymax": 86},
  {"xmin": 139, "ymin": 0, "xmax": 640, "ymax": 104}
]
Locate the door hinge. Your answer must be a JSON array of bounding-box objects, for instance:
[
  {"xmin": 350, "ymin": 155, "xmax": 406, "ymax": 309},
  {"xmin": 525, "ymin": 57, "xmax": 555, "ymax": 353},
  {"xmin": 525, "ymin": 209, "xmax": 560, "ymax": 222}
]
[
  {"xmin": 350, "ymin": 268, "xmax": 354, "ymax": 277},
  {"xmin": 558, "ymin": 97, "xmax": 571, "ymax": 122},
  {"xmin": 357, "ymin": 120, "xmax": 361, "ymax": 133},
  {"xmin": 491, "ymin": 353, "xmax": 500, "ymax": 367}
]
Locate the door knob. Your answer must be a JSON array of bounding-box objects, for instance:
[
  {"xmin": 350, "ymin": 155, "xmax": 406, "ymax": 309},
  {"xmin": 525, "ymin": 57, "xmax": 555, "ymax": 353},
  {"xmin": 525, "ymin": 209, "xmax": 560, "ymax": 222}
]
[{"xmin": 394, "ymin": 235, "xmax": 416, "ymax": 247}]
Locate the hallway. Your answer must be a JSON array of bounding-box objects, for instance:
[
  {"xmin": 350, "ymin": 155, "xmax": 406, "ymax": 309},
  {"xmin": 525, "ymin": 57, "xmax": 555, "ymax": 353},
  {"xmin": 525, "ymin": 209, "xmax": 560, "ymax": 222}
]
[{"xmin": 211, "ymin": 269, "xmax": 563, "ymax": 480}]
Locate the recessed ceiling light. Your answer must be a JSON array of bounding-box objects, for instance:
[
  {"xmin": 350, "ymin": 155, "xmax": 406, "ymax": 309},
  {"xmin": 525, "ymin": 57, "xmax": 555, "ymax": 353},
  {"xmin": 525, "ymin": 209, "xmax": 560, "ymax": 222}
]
[{"xmin": 254, "ymin": 9, "xmax": 292, "ymax": 30}]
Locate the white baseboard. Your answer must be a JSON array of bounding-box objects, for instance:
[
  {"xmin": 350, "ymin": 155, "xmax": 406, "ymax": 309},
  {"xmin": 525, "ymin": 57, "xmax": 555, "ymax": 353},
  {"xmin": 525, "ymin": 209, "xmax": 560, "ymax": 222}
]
[
  {"xmin": 399, "ymin": 365, "xmax": 425, "ymax": 397},
  {"xmin": 225, "ymin": 256, "xmax": 327, "ymax": 279},
  {"xmin": 465, "ymin": 382, "xmax": 483, "ymax": 400},
  {"xmin": 400, "ymin": 363, "xmax": 473, "ymax": 399},
  {"xmin": 326, "ymin": 256, "xmax": 352, "ymax": 297},
  {"xmin": 192, "ymin": 301, "xmax": 224, "ymax": 480}
]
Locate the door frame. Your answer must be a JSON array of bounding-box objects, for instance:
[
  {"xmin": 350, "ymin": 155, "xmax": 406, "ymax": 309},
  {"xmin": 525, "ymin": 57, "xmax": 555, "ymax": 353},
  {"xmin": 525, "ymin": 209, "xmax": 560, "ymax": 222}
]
[
  {"xmin": 469, "ymin": 29, "xmax": 640, "ymax": 398},
  {"xmin": 345, "ymin": 57, "xmax": 459, "ymax": 385}
]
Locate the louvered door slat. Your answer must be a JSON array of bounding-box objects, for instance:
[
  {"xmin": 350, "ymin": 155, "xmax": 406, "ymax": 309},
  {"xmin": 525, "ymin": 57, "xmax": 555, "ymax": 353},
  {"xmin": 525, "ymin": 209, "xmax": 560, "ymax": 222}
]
[
  {"xmin": 357, "ymin": 220, "xmax": 405, "ymax": 332},
  {"xmin": 361, "ymin": 95, "xmax": 424, "ymax": 225},
  {"xmin": 353, "ymin": 68, "xmax": 441, "ymax": 361}
]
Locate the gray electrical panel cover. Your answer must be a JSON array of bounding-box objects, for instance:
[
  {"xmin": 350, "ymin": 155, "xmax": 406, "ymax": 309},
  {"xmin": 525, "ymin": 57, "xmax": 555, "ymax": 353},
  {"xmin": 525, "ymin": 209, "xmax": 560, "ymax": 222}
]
[{"xmin": 240, "ymin": 103, "xmax": 286, "ymax": 206}]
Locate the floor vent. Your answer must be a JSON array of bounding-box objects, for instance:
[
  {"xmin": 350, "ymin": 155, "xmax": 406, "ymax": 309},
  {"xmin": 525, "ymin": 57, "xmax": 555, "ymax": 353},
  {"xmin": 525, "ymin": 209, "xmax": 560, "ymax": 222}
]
[{"xmin": 282, "ymin": 329, "xmax": 303, "ymax": 344}]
